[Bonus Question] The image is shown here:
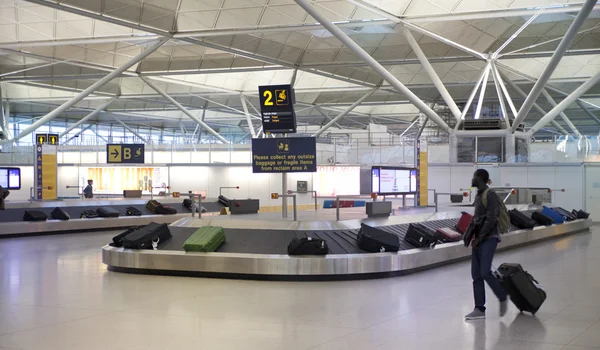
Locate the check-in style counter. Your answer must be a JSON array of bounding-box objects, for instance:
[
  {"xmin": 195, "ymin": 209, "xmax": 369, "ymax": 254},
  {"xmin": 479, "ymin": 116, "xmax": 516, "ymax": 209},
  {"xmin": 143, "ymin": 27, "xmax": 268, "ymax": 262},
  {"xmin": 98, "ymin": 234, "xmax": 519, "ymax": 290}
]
[
  {"xmin": 366, "ymin": 201, "xmax": 392, "ymax": 218},
  {"xmin": 123, "ymin": 190, "xmax": 143, "ymax": 198},
  {"xmin": 229, "ymin": 199, "xmax": 260, "ymax": 215}
]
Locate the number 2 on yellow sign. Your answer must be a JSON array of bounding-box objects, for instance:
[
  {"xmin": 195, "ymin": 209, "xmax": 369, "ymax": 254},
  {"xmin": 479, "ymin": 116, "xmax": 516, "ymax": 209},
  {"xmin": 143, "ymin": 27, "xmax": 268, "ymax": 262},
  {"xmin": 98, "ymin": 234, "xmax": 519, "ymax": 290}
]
[{"xmin": 263, "ymin": 90, "xmax": 273, "ymax": 106}]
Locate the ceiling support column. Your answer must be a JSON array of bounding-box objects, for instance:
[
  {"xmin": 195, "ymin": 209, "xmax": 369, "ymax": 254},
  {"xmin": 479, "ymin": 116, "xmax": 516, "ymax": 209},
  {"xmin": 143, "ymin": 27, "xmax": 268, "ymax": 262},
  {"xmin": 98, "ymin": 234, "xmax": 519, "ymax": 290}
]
[
  {"xmin": 541, "ymin": 89, "xmax": 581, "ymax": 137},
  {"xmin": 295, "ymin": 0, "xmax": 452, "ymax": 134},
  {"xmin": 240, "ymin": 94, "xmax": 256, "ymax": 138},
  {"xmin": 139, "ymin": 76, "xmax": 229, "ymax": 144},
  {"xmin": 106, "ymin": 111, "xmax": 147, "ymax": 143},
  {"xmin": 576, "ymin": 100, "xmax": 600, "ymax": 126},
  {"xmin": 530, "ymin": 69, "xmax": 600, "ymax": 134},
  {"xmin": 403, "ymin": 27, "xmax": 461, "ymax": 121},
  {"xmin": 312, "ymin": 87, "xmax": 378, "ymax": 137},
  {"xmin": 498, "ymin": 72, "xmax": 570, "ymax": 135},
  {"xmin": 65, "ymin": 124, "xmax": 94, "ymax": 144},
  {"xmin": 511, "ymin": 0, "xmax": 596, "ymax": 132},
  {"xmin": 455, "ymin": 63, "xmax": 489, "ymax": 130},
  {"xmin": 11, "ymin": 37, "xmax": 169, "ymax": 143},
  {"xmin": 59, "ymin": 98, "xmax": 117, "ymax": 138}
]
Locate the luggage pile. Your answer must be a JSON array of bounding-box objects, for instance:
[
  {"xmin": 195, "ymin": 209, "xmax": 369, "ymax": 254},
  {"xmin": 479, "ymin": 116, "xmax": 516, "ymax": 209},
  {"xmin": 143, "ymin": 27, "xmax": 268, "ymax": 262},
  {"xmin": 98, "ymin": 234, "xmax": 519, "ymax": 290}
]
[{"xmin": 112, "ymin": 222, "xmax": 172, "ymax": 249}]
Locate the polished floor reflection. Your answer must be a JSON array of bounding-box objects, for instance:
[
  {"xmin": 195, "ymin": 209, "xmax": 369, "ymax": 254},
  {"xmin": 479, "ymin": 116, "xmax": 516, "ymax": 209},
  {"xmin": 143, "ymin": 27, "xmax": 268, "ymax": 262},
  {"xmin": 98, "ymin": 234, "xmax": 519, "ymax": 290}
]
[{"xmin": 0, "ymin": 227, "xmax": 598, "ymax": 349}]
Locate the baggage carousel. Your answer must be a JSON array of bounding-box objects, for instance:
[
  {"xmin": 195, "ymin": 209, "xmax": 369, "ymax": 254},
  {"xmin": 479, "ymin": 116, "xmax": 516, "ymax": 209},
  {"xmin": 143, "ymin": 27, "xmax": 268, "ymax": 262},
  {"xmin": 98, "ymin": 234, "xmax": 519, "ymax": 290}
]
[
  {"xmin": 102, "ymin": 205, "xmax": 593, "ymax": 281},
  {"xmin": 0, "ymin": 198, "xmax": 223, "ymax": 236}
]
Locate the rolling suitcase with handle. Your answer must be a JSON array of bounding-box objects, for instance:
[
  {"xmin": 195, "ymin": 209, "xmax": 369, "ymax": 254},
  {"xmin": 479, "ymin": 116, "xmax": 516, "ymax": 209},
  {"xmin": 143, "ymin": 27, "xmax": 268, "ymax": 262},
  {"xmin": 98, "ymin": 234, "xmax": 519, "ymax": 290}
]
[
  {"xmin": 531, "ymin": 211, "xmax": 553, "ymax": 226},
  {"xmin": 435, "ymin": 227, "xmax": 462, "ymax": 242},
  {"xmin": 456, "ymin": 212, "xmax": 473, "ymax": 234},
  {"xmin": 495, "ymin": 263, "xmax": 546, "ymax": 314},
  {"xmin": 572, "ymin": 209, "xmax": 590, "ymax": 219},
  {"xmin": 405, "ymin": 223, "xmax": 437, "ymax": 248},
  {"xmin": 542, "ymin": 206, "xmax": 564, "ymax": 224},
  {"xmin": 552, "ymin": 207, "xmax": 577, "ymax": 222},
  {"xmin": 51, "ymin": 207, "xmax": 70, "ymax": 221},
  {"xmin": 23, "ymin": 210, "xmax": 47, "ymax": 222},
  {"xmin": 509, "ymin": 209, "xmax": 536, "ymax": 229},
  {"xmin": 120, "ymin": 222, "xmax": 172, "ymax": 250},
  {"xmin": 96, "ymin": 207, "xmax": 120, "ymax": 218},
  {"xmin": 357, "ymin": 223, "xmax": 400, "ymax": 252}
]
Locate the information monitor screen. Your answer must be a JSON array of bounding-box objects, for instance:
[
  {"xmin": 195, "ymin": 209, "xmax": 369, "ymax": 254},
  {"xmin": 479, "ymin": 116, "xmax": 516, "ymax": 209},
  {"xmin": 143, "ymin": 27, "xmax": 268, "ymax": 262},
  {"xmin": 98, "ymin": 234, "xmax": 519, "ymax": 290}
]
[
  {"xmin": 0, "ymin": 168, "xmax": 21, "ymax": 190},
  {"xmin": 371, "ymin": 166, "xmax": 417, "ymax": 195}
]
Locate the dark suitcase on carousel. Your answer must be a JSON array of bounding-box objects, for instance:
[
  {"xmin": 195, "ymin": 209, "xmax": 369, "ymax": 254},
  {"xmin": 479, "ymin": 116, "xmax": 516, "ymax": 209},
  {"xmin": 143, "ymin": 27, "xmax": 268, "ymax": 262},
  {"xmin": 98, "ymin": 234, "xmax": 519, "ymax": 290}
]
[
  {"xmin": 125, "ymin": 206, "xmax": 142, "ymax": 216},
  {"xmin": 435, "ymin": 227, "xmax": 462, "ymax": 242},
  {"xmin": 146, "ymin": 200, "xmax": 161, "ymax": 213},
  {"xmin": 23, "ymin": 210, "xmax": 47, "ymax": 222},
  {"xmin": 542, "ymin": 206, "xmax": 564, "ymax": 224},
  {"xmin": 405, "ymin": 223, "xmax": 437, "ymax": 248},
  {"xmin": 357, "ymin": 223, "xmax": 400, "ymax": 252},
  {"xmin": 183, "ymin": 199, "xmax": 194, "ymax": 210},
  {"xmin": 509, "ymin": 209, "xmax": 536, "ymax": 229},
  {"xmin": 96, "ymin": 207, "xmax": 120, "ymax": 218},
  {"xmin": 51, "ymin": 207, "xmax": 70, "ymax": 221},
  {"xmin": 287, "ymin": 237, "xmax": 328, "ymax": 255},
  {"xmin": 155, "ymin": 204, "xmax": 177, "ymax": 215},
  {"xmin": 456, "ymin": 212, "xmax": 473, "ymax": 234},
  {"xmin": 495, "ymin": 263, "xmax": 546, "ymax": 314},
  {"xmin": 531, "ymin": 211, "xmax": 553, "ymax": 226},
  {"xmin": 572, "ymin": 209, "xmax": 590, "ymax": 219},
  {"xmin": 552, "ymin": 207, "xmax": 577, "ymax": 221},
  {"xmin": 120, "ymin": 222, "xmax": 172, "ymax": 250},
  {"xmin": 111, "ymin": 226, "xmax": 143, "ymax": 247}
]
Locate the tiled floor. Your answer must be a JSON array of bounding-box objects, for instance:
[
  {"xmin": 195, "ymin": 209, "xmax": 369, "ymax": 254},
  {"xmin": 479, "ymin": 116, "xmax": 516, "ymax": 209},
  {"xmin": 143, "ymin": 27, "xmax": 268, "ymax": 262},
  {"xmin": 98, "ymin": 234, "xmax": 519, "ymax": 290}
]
[{"xmin": 0, "ymin": 226, "xmax": 599, "ymax": 349}]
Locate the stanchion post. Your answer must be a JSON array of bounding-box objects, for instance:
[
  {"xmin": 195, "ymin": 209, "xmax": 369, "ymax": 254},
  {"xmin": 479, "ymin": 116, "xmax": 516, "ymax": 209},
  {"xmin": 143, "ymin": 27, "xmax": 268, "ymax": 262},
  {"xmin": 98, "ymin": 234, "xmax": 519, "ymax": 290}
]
[
  {"xmin": 292, "ymin": 194, "xmax": 297, "ymax": 221},
  {"xmin": 313, "ymin": 191, "xmax": 317, "ymax": 211},
  {"xmin": 336, "ymin": 195, "xmax": 340, "ymax": 221}
]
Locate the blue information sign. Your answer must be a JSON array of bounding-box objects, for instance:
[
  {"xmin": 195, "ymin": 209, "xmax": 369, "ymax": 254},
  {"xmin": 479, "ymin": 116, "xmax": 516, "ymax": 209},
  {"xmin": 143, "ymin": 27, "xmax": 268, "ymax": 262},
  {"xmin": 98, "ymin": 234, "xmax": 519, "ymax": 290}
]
[{"xmin": 252, "ymin": 137, "xmax": 317, "ymax": 173}]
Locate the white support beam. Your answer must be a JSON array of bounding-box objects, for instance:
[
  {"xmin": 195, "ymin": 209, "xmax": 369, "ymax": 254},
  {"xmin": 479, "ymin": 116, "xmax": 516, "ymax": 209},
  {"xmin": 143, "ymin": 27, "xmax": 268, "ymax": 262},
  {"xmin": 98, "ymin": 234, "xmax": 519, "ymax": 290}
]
[
  {"xmin": 9, "ymin": 37, "xmax": 169, "ymax": 143},
  {"xmin": 455, "ymin": 63, "xmax": 489, "ymax": 130},
  {"xmin": 541, "ymin": 89, "xmax": 581, "ymax": 137},
  {"xmin": 139, "ymin": 76, "xmax": 229, "ymax": 144},
  {"xmin": 65, "ymin": 124, "xmax": 94, "ymax": 144},
  {"xmin": 59, "ymin": 98, "xmax": 117, "ymax": 137},
  {"xmin": 474, "ymin": 64, "xmax": 491, "ymax": 120},
  {"xmin": 240, "ymin": 94, "xmax": 256, "ymax": 138},
  {"xmin": 498, "ymin": 71, "xmax": 570, "ymax": 136},
  {"xmin": 402, "ymin": 26, "xmax": 461, "ymax": 121},
  {"xmin": 511, "ymin": 0, "xmax": 596, "ymax": 132},
  {"xmin": 576, "ymin": 100, "xmax": 600, "ymax": 126},
  {"xmin": 107, "ymin": 111, "xmax": 148, "ymax": 142},
  {"xmin": 530, "ymin": 70, "xmax": 600, "ymax": 134},
  {"xmin": 492, "ymin": 5, "xmax": 546, "ymax": 58},
  {"xmin": 295, "ymin": 0, "xmax": 452, "ymax": 134},
  {"xmin": 491, "ymin": 63, "xmax": 518, "ymax": 119},
  {"xmin": 490, "ymin": 63, "xmax": 510, "ymax": 128},
  {"xmin": 313, "ymin": 87, "xmax": 378, "ymax": 137}
]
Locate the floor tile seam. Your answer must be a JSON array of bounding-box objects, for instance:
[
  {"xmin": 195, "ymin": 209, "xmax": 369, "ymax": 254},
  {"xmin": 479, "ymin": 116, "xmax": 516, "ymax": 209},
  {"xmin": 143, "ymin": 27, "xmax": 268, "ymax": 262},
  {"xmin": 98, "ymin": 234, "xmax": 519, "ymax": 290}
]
[
  {"xmin": 0, "ymin": 310, "xmax": 116, "ymax": 337},
  {"xmin": 563, "ymin": 319, "xmax": 600, "ymax": 348},
  {"xmin": 110, "ymin": 309, "xmax": 362, "ymax": 332}
]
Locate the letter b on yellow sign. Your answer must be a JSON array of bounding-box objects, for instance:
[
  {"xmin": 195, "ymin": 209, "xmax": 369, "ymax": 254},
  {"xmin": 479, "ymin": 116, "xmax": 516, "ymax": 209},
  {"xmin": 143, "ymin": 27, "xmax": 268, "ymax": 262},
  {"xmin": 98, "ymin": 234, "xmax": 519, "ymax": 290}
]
[{"xmin": 124, "ymin": 147, "xmax": 131, "ymax": 160}]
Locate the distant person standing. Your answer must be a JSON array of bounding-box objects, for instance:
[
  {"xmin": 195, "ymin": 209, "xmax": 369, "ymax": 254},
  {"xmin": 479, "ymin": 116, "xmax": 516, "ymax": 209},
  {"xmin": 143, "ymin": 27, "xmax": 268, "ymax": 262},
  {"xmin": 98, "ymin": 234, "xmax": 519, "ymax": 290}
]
[
  {"xmin": 83, "ymin": 180, "xmax": 94, "ymax": 199},
  {"xmin": 0, "ymin": 185, "xmax": 9, "ymax": 210}
]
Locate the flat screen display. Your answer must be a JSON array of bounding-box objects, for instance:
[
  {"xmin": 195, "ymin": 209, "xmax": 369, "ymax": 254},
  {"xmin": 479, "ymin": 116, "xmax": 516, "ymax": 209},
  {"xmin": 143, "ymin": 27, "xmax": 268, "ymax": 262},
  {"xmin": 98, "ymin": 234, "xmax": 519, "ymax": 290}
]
[
  {"xmin": 0, "ymin": 167, "xmax": 21, "ymax": 190},
  {"xmin": 371, "ymin": 166, "xmax": 417, "ymax": 194}
]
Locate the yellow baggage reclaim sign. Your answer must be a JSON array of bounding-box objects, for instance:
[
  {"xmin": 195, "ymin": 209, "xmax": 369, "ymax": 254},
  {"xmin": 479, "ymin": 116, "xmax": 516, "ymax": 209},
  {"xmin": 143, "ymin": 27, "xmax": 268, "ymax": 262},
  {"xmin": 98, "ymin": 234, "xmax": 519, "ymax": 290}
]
[{"xmin": 106, "ymin": 144, "xmax": 145, "ymax": 164}]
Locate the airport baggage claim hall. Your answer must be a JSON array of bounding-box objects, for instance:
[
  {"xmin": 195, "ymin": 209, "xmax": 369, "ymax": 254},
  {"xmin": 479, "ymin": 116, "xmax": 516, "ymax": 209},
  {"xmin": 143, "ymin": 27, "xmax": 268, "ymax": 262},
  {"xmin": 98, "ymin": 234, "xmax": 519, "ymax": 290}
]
[{"xmin": 1, "ymin": 0, "xmax": 600, "ymax": 349}]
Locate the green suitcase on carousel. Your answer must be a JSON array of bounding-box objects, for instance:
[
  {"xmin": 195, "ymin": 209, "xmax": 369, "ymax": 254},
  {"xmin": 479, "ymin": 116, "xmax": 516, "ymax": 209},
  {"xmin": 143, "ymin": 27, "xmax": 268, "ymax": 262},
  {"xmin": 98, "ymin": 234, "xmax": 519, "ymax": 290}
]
[{"xmin": 183, "ymin": 226, "xmax": 226, "ymax": 252}]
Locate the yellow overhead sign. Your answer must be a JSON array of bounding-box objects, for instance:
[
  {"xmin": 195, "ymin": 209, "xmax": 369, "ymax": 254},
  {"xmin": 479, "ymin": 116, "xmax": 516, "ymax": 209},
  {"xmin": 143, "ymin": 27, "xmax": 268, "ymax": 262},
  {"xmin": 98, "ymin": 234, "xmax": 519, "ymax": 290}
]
[{"xmin": 106, "ymin": 144, "xmax": 145, "ymax": 164}]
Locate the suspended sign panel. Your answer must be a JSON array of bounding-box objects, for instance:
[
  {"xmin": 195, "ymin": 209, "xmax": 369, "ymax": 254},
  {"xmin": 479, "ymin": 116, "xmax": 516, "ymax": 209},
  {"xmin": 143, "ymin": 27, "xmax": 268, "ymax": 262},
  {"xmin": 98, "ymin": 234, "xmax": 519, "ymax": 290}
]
[
  {"xmin": 106, "ymin": 144, "xmax": 145, "ymax": 164},
  {"xmin": 252, "ymin": 137, "xmax": 316, "ymax": 173},
  {"xmin": 258, "ymin": 84, "xmax": 297, "ymax": 133}
]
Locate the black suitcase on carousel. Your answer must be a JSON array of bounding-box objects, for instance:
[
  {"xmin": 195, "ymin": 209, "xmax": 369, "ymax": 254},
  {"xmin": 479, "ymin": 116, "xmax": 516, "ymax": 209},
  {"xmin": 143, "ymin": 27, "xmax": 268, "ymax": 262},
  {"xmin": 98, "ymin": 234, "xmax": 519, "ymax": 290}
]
[
  {"xmin": 23, "ymin": 210, "xmax": 47, "ymax": 222},
  {"xmin": 509, "ymin": 209, "xmax": 536, "ymax": 229},
  {"xmin": 495, "ymin": 263, "xmax": 546, "ymax": 314},
  {"xmin": 96, "ymin": 207, "xmax": 120, "ymax": 218},
  {"xmin": 155, "ymin": 204, "xmax": 177, "ymax": 215},
  {"xmin": 51, "ymin": 207, "xmax": 70, "ymax": 221},
  {"xmin": 552, "ymin": 207, "xmax": 577, "ymax": 221},
  {"xmin": 287, "ymin": 237, "xmax": 329, "ymax": 255},
  {"xmin": 404, "ymin": 223, "xmax": 437, "ymax": 248},
  {"xmin": 531, "ymin": 211, "xmax": 553, "ymax": 226},
  {"xmin": 357, "ymin": 223, "xmax": 400, "ymax": 252},
  {"xmin": 572, "ymin": 209, "xmax": 590, "ymax": 219},
  {"xmin": 120, "ymin": 222, "xmax": 172, "ymax": 249}
]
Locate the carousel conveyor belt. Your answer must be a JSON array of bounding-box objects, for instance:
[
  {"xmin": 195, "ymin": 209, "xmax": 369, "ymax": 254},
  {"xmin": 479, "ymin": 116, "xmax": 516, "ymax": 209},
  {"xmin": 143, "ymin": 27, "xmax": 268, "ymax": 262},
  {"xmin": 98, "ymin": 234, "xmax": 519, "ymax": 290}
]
[{"xmin": 0, "ymin": 201, "xmax": 224, "ymax": 223}]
